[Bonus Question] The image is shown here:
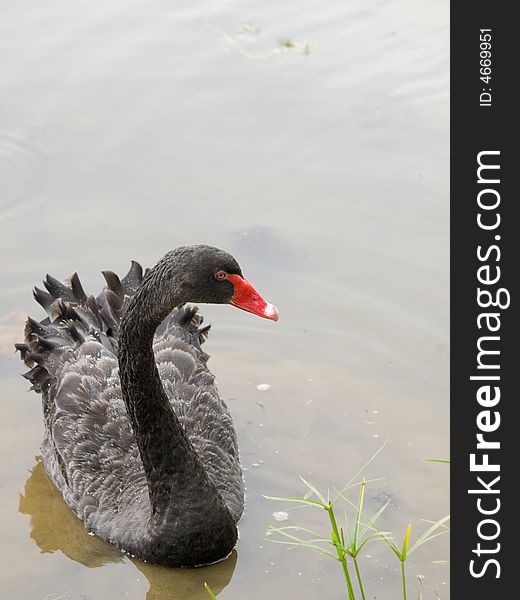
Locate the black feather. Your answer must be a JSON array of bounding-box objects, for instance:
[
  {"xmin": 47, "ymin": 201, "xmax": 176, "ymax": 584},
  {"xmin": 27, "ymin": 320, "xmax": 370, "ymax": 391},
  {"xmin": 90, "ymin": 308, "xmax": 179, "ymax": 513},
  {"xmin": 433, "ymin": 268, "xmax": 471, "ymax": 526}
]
[
  {"xmin": 33, "ymin": 286, "xmax": 54, "ymax": 312},
  {"xmin": 102, "ymin": 271, "xmax": 123, "ymax": 300},
  {"xmin": 70, "ymin": 273, "xmax": 88, "ymax": 302},
  {"xmin": 121, "ymin": 260, "xmax": 143, "ymax": 296},
  {"xmin": 44, "ymin": 274, "xmax": 75, "ymax": 301}
]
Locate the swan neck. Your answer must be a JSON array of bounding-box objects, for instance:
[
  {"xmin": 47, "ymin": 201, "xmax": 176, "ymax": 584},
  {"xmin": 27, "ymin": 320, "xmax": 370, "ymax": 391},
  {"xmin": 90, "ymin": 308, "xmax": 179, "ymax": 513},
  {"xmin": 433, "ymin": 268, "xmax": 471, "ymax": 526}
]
[{"xmin": 118, "ymin": 292, "xmax": 226, "ymax": 524}]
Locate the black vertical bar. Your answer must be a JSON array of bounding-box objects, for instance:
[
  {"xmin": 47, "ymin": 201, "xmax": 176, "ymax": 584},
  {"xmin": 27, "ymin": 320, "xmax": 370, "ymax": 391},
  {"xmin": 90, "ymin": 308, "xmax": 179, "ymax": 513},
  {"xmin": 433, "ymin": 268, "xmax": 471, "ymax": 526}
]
[{"xmin": 451, "ymin": 3, "xmax": 515, "ymax": 597}]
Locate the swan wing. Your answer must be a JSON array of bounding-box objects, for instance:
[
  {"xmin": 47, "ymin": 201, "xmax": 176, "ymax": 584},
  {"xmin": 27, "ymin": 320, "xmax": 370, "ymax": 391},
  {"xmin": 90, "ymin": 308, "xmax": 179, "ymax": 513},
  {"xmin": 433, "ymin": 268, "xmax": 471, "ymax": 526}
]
[
  {"xmin": 16, "ymin": 264, "xmax": 150, "ymax": 538},
  {"xmin": 44, "ymin": 341, "xmax": 149, "ymax": 541}
]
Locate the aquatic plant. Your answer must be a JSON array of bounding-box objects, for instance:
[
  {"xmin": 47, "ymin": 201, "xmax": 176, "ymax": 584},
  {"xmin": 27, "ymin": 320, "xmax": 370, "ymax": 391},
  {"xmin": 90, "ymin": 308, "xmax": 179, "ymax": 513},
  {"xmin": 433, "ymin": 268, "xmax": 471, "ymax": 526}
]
[{"xmin": 264, "ymin": 446, "xmax": 449, "ymax": 600}]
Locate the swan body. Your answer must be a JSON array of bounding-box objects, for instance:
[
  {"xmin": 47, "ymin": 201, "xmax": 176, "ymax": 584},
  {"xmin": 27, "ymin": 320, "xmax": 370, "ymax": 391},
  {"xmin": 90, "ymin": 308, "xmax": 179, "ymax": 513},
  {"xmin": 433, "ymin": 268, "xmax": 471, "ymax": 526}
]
[{"xmin": 16, "ymin": 246, "xmax": 278, "ymax": 566}]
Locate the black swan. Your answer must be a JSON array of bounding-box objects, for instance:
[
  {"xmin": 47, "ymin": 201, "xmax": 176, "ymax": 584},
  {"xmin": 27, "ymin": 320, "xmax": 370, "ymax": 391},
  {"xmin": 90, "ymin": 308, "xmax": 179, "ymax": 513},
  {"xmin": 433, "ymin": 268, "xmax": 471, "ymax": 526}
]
[{"xmin": 16, "ymin": 245, "xmax": 279, "ymax": 567}]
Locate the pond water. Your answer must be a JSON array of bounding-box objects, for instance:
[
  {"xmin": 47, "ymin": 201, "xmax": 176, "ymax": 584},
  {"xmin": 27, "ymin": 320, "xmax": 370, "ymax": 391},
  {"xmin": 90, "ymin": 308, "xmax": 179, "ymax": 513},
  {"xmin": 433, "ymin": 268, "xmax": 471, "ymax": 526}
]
[{"xmin": 0, "ymin": 0, "xmax": 449, "ymax": 598}]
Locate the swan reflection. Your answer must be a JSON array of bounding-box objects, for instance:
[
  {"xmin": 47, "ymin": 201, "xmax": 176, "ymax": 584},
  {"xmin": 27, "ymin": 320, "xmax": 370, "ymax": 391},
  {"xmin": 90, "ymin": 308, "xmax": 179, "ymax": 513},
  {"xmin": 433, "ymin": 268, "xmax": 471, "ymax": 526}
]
[{"xmin": 19, "ymin": 460, "xmax": 237, "ymax": 599}]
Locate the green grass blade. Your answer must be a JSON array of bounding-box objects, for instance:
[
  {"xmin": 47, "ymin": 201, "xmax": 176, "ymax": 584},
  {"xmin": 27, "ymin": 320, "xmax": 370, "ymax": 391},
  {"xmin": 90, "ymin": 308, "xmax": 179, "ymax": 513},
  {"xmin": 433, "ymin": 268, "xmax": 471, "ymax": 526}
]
[
  {"xmin": 268, "ymin": 525, "xmax": 326, "ymax": 538},
  {"xmin": 353, "ymin": 479, "xmax": 366, "ymax": 550},
  {"xmin": 342, "ymin": 509, "xmax": 353, "ymax": 548},
  {"xmin": 263, "ymin": 495, "xmax": 326, "ymax": 508},
  {"xmin": 267, "ymin": 526, "xmax": 310, "ymax": 543},
  {"xmin": 268, "ymin": 532, "xmax": 339, "ymax": 560},
  {"xmin": 359, "ymin": 499, "xmax": 391, "ymax": 537},
  {"xmin": 268, "ymin": 539, "xmax": 338, "ymax": 558},
  {"xmin": 339, "ymin": 476, "xmax": 387, "ymax": 489},
  {"xmin": 338, "ymin": 486, "xmax": 390, "ymax": 516},
  {"xmin": 332, "ymin": 441, "xmax": 388, "ymax": 504},
  {"xmin": 299, "ymin": 476, "xmax": 327, "ymax": 504},
  {"xmin": 376, "ymin": 529, "xmax": 402, "ymax": 558},
  {"xmin": 268, "ymin": 526, "xmax": 335, "ymax": 549},
  {"xmin": 413, "ymin": 530, "xmax": 450, "ymax": 547},
  {"xmin": 408, "ymin": 515, "xmax": 450, "ymax": 554},
  {"xmin": 401, "ymin": 524, "xmax": 412, "ymax": 561}
]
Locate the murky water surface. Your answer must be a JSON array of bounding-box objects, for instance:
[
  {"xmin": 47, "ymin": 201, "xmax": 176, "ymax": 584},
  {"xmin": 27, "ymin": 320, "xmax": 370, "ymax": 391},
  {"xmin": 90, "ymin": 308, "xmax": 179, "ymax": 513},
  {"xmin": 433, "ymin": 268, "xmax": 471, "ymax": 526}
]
[{"xmin": 0, "ymin": 0, "xmax": 449, "ymax": 598}]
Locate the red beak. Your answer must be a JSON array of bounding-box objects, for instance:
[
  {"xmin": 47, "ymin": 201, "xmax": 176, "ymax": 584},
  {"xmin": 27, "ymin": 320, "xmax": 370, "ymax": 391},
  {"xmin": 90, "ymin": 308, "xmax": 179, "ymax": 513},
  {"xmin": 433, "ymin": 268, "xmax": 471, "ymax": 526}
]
[{"xmin": 227, "ymin": 274, "xmax": 279, "ymax": 321}]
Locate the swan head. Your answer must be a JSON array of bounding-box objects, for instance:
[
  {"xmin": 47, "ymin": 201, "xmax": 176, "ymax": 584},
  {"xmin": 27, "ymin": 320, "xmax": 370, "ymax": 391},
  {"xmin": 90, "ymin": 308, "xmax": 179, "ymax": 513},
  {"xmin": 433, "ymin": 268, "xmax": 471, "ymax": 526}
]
[{"xmin": 158, "ymin": 245, "xmax": 279, "ymax": 321}]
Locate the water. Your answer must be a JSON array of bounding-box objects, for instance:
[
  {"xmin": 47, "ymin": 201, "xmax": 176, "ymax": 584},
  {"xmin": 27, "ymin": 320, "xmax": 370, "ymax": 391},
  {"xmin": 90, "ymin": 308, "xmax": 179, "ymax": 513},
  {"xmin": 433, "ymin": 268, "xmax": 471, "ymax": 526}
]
[{"xmin": 0, "ymin": 0, "xmax": 449, "ymax": 598}]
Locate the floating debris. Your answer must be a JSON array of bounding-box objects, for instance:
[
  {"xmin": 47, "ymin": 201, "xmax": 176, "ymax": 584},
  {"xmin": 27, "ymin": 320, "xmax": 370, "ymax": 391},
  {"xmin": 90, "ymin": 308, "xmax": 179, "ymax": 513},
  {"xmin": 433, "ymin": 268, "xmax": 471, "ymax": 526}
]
[
  {"xmin": 280, "ymin": 38, "xmax": 296, "ymax": 49},
  {"xmin": 279, "ymin": 38, "xmax": 311, "ymax": 55},
  {"xmin": 238, "ymin": 22, "xmax": 262, "ymax": 37},
  {"xmin": 273, "ymin": 511, "xmax": 289, "ymax": 522},
  {"xmin": 256, "ymin": 383, "xmax": 271, "ymax": 392}
]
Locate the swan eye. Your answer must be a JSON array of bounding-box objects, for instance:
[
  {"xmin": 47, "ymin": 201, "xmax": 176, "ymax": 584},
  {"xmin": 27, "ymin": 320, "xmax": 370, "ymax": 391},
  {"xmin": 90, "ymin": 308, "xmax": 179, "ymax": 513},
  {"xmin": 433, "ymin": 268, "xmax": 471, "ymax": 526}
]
[{"xmin": 214, "ymin": 271, "xmax": 227, "ymax": 281}]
